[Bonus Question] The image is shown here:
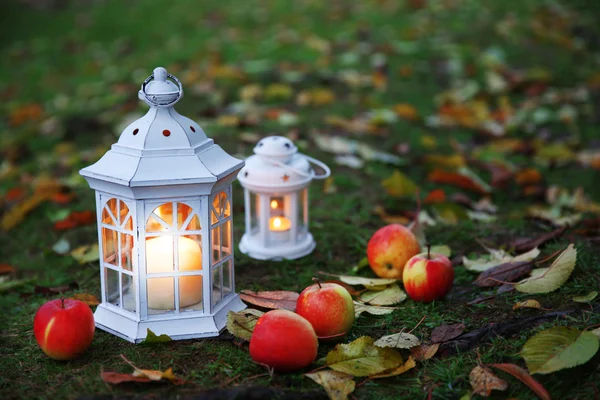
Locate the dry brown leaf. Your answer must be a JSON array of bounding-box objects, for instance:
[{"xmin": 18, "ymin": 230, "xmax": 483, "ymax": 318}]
[
  {"xmin": 427, "ymin": 169, "xmax": 490, "ymax": 195},
  {"xmin": 0, "ymin": 264, "xmax": 16, "ymax": 275},
  {"xmin": 239, "ymin": 290, "xmax": 299, "ymax": 311},
  {"xmin": 2, "ymin": 185, "xmax": 61, "ymax": 231},
  {"xmin": 103, "ymin": 356, "xmax": 184, "ymax": 385},
  {"xmin": 516, "ymin": 169, "xmax": 542, "ymax": 186},
  {"xmin": 431, "ymin": 323, "xmax": 465, "ymax": 343},
  {"xmin": 469, "ymin": 365, "xmax": 508, "ymax": 397},
  {"xmin": 489, "ymin": 363, "xmax": 551, "ymax": 400},
  {"xmin": 305, "ymin": 370, "xmax": 355, "ymax": 400},
  {"xmin": 423, "ymin": 189, "xmax": 447, "ymax": 204},
  {"xmin": 70, "ymin": 293, "xmax": 100, "ymax": 306},
  {"xmin": 411, "ymin": 343, "xmax": 440, "ymax": 361},
  {"xmin": 394, "ymin": 103, "xmax": 419, "ymax": 120},
  {"xmin": 54, "ymin": 210, "xmax": 96, "ymax": 230},
  {"xmin": 474, "ymin": 261, "xmax": 533, "ymax": 287}
]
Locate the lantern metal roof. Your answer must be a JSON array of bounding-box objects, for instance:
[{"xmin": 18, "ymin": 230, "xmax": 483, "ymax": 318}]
[{"xmin": 80, "ymin": 67, "xmax": 243, "ymax": 189}]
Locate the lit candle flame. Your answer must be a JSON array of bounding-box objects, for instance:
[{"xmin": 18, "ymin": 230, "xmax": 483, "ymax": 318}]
[
  {"xmin": 270, "ymin": 200, "xmax": 278, "ymax": 209},
  {"xmin": 273, "ymin": 217, "xmax": 282, "ymax": 228}
]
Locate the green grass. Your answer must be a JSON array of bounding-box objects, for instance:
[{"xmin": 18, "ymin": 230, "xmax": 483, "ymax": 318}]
[{"xmin": 2, "ymin": 0, "xmax": 600, "ymax": 399}]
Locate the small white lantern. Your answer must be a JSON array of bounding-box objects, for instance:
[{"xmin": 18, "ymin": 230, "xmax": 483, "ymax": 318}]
[
  {"xmin": 237, "ymin": 136, "xmax": 330, "ymax": 260},
  {"xmin": 80, "ymin": 67, "xmax": 246, "ymax": 343}
]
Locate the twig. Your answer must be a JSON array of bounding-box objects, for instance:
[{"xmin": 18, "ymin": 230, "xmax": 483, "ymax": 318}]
[{"xmin": 408, "ymin": 315, "xmax": 427, "ymax": 335}]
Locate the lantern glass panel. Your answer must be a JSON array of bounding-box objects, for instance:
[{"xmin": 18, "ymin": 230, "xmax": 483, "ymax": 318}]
[
  {"xmin": 120, "ymin": 233, "xmax": 134, "ymax": 271},
  {"xmin": 102, "ymin": 227, "xmax": 119, "ymax": 266},
  {"xmin": 268, "ymin": 195, "xmax": 292, "ymax": 242},
  {"xmin": 250, "ymin": 192, "xmax": 259, "ymax": 233},
  {"xmin": 147, "ymin": 277, "xmax": 175, "ymax": 314},
  {"xmin": 211, "ymin": 225, "xmax": 221, "ymax": 264},
  {"xmin": 105, "ymin": 267, "xmax": 119, "ymax": 307},
  {"xmin": 211, "ymin": 192, "xmax": 230, "ymax": 224},
  {"xmin": 212, "ymin": 266, "xmax": 222, "ymax": 307},
  {"xmin": 122, "ymin": 273, "xmax": 136, "ymax": 312},
  {"xmin": 179, "ymin": 276, "xmax": 203, "ymax": 312},
  {"xmin": 221, "ymin": 220, "xmax": 231, "ymax": 257},
  {"xmin": 223, "ymin": 259, "xmax": 232, "ymax": 297},
  {"xmin": 298, "ymin": 188, "xmax": 308, "ymax": 238},
  {"xmin": 102, "ymin": 198, "xmax": 118, "ymax": 225}
]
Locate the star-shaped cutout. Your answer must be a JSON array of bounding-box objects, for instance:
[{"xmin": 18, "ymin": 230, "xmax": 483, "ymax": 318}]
[{"xmin": 282, "ymin": 174, "xmax": 290, "ymax": 182}]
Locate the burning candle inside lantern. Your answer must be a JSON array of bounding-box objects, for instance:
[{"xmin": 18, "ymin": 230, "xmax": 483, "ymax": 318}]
[{"xmin": 268, "ymin": 199, "xmax": 291, "ymax": 232}]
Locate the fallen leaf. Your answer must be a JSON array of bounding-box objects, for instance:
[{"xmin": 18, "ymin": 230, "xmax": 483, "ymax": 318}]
[
  {"xmin": 322, "ymin": 280, "xmax": 362, "ymax": 296},
  {"xmin": 239, "ymin": 290, "xmax": 299, "ymax": 311},
  {"xmin": 374, "ymin": 332, "xmax": 420, "ymax": 349},
  {"xmin": 423, "ymin": 189, "xmax": 447, "ymax": 204},
  {"xmin": 592, "ymin": 328, "xmax": 600, "ymax": 340},
  {"xmin": 528, "ymin": 206, "xmax": 581, "ymax": 227},
  {"xmin": 423, "ymin": 154, "xmax": 466, "ymax": 169},
  {"xmin": 70, "ymin": 244, "xmax": 100, "ymax": 264},
  {"xmin": 512, "ymin": 299, "xmax": 543, "ymax": 311},
  {"xmin": 515, "ymin": 244, "xmax": 576, "ymax": 294},
  {"xmin": 0, "ymin": 264, "xmax": 16, "ymax": 275},
  {"xmin": 474, "ymin": 261, "xmax": 533, "ymax": 287},
  {"xmin": 70, "ymin": 293, "xmax": 100, "ymax": 306},
  {"xmin": 1, "ymin": 184, "xmax": 61, "ymax": 231},
  {"xmin": 382, "ymin": 170, "xmax": 418, "ymax": 198},
  {"xmin": 489, "ymin": 363, "xmax": 551, "ymax": 400},
  {"xmin": 313, "ymin": 135, "xmax": 404, "ymax": 166},
  {"xmin": 359, "ymin": 284, "xmax": 407, "ymax": 306},
  {"xmin": 428, "ymin": 167, "xmax": 491, "ymax": 195},
  {"xmin": 511, "ymin": 226, "xmax": 567, "ymax": 253},
  {"xmin": 51, "ymin": 238, "xmax": 71, "ymax": 255},
  {"xmin": 469, "ymin": 365, "xmax": 508, "ymax": 396},
  {"xmin": 411, "ymin": 343, "xmax": 440, "ymax": 361},
  {"xmin": 431, "ymin": 323, "xmax": 465, "ymax": 343},
  {"xmin": 353, "ymin": 301, "xmax": 397, "ymax": 318},
  {"xmin": 516, "ymin": 168, "xmax": 542, "ymax": 186},
  {"xmin": 431, "ymin": 202, "xmax": 469, "ymax": 224},
  {"xmin": 326, "ymin": 336, "xmax": 404, "ymax": 377},
  {"xmin": 351, "ymin": 257, "xmax": 370, "ymax": 273},
  {"xmin": 226, "ymin": 309, "xmax": 264, "ymax": 341},
  {"xmin": 572, "ymin": 291, "xmax": 598, "ymax": 303},
  {"xmin": 335, "ymin": 275, "xmax": 398, "ymax": 287},
  {"xmin": 305, "ymin": 370, "xmax": 355, "ymax": 400},
  {"xmin": 430, "ymin": 245, "xmax": 452, "ymax": 257},
  {"xmin": 464, "ymin": 246, "xmax": 540, "ymax": 273},
  {"xmin": 394, "ymin": 103, "xmax": 419, "ymax": 120},
  {"xmin": 521, "ymin": 326, "xmax": 599, "ymax": 374},
  {"xmin": 54, "ymin": 210, "xmax": 95, "ymax": 230},
  {"xmin": 373, "ymin": 205, "xmax": 411, "ymax": 225},
  {"xmin": 370, "ymin": 356, "xmax": 416, "ymax": 379},
  {"xmin": 101, "ymin": 372, "xmax": 156, "ymax": 384},
  {"xmin": 141, "ymin": 329, "xmax": 173, "ymax": 344}
]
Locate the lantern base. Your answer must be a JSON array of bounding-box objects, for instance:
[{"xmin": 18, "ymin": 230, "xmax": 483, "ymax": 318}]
[
  {"xmin": 239, "ymin": 232, "xmax": 316, "ymax": 260},
  {"xmin": 93, "ymin": 293, "xmax": 246, "ymax": 343}
]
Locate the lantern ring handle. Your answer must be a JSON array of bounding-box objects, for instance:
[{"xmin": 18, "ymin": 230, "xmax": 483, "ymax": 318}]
[
  {"xmin": 270, "ymin": 154, "xmax": 331, "ymax": 180},
  {"xmin": 139, "ymin": 71, "xmax": 183, "ymax": 108}
]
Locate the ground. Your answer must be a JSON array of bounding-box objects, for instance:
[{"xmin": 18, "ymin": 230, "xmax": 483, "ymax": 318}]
[{"xmin": 1, "ymin": 0, "xmax": 600, "ymax": 399}]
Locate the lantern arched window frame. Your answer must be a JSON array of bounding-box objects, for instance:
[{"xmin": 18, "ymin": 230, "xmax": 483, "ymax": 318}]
[
  {"xmin": 80, "ymin": 68, "xmax": 245, "ymax": 342},
  {"xmin": 238, "ymin": 136, "xmax": 330, "ymax": 260}
]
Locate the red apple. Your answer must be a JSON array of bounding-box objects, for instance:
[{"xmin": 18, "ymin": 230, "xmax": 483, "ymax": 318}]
[
  {"xmin": 367, "ymin": 224, "xmax": 421, "ymax": 279},
  {"xmin": 33, "ymin": 298, "xmax": 95, "ymax": 360},
  {"xmin": 249, "ymin": 309, "xmax": 318, "ymax": 371},
  {"xmin": 403, "ymin": 246, "xmax": 454, "ymax": 302},
  {"xmin": 296, "ymin": 279, "xmax": 354, "ymax": 339}
]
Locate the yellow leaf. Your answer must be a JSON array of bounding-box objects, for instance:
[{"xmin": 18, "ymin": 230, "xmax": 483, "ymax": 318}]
[
  {"xmin": 512, "ymin": 299, "xmax": 543, "ymax": 311},
  {"xmin": 515, "ymin": 244, "xmax": 576, "ymax": 294},
  {"xmin": 70, "ymin": 244, "xmax": 100, "ymax": 265},
  {"xmin": 226, "ymin": 309, "xmax": 264, "ymax": 341},
  {"xmin": 337, "ymin": 275, "xmax": 398, "ymax": 286},
  {"xmin": 381, "ymin": 170, "xmax": 418, "ymax": 198},
  {"xmin": 421, "ymin": 135, "xmax": 437, "ymax": 149},
  {"xmin": 423, "ymin": 154, "xmax": 466, "ymax": 169},
  {"xmin": 370, "ymin": 356, "xmax": 416, "ymax": 379},
  {"xmin": 469, "ymin": 365, "xmax": 508, "ymax": 396},
  {"xmin": 326, "ymin": 336, "xmax": 404, "ymax": 377},
  {"xmin": 305, "ymin": 370, "xmax": 355, "ymax": 400},
  {"xmin": 572, "ymin": 291, "xmax": 598, "ymax": 303},
  {"xmin": 374, "ymin": 333, "xmax": 420, "ymax": 349},
  {"xmin": 1, "ymin": 185, "xmax": 60, "ymax": 231},
  {"xmin": 353, "ymin": 301, "xmax": 397, "ymax": 318},
  {"xmin": 216, "ymin": 115, "xmax": 240, "ymax": 127},
  {"xmin": 393, "ymin": 103, "xmax": 419, "ymax": 120},
  {"xmin": 265, "ymin": 83, "xmax": 293, "ymax": 100},
  {"xmin": 411, "ymin": 343, "xmax": 440, "ymax": 361}
]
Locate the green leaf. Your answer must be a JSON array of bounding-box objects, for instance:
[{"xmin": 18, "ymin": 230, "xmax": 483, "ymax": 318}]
[
  {"xmin": 521, "ymin": 326, "xmax": 599, "ymax": 374},
  {"xmin": 359, "ymin": 284, "xmax": 406, "ymax": 306},
  {"xmin": 325, "ymin": 336, "xmax": 404, "ymax": 377},
  {"xmin": 515, "ymin": 244, "xmax": 576, "ymax": 294},
  {"xmin": 141, "ymin": 329, "xmax": 172, "ymax": 344},
  {"xmin": 381, "ymin": 170, "xmax": 418, "ymax": 198},
  {"xmin": 351, "ymin": 257, "xmax": 370, "ymax": 273},
  {"xmin": 374, "ymin": 332, "xmax": 420, "ymax": 349},
  {"xmin": 353, "ymin": 301, "xmax": 397, "ymax": 318},
  {"xmin": 70, "ymin": 244, "xmax": 100, "ymax": 265},
  {"xmin": 572, "ymin": 291, "xmax": 598, "ymax": 303},
  {"xmin": 305, "ymin": 370, "xmax": 355, "ymax": 400},
  {"xmin": 226, "ymin": 309, "xmax": 264, "ymax": 341}
]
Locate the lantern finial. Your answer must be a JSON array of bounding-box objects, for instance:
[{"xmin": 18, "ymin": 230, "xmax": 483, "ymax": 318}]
[{"xmin": 138, "ymin": 66, "xmax": 183, "ymax": 108}]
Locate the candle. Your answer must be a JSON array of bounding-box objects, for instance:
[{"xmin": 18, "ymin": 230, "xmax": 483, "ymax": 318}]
[
  {"xmin": 145, "ymin": 236, "xmax": 202, "ymax": 309},
  {"xmin": 269, "ymin": 216, "xmax": 291, "ymax": 231}
]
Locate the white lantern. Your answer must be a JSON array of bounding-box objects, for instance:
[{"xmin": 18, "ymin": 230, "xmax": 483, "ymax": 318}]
[
  {"xmin": 237, "ymin": 136, "xmax": 330, "ymax": 260},
  {"xmin": 80, "ymin": 67, "xmax": 246, "ymax": 343}
]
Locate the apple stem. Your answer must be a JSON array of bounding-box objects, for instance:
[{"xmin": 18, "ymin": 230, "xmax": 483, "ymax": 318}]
[
  {"xmin": 60, "ymin": 297, "xmax": 65, "ymax": 309},
  {"xmin": 426, "ymin": 243, "xmax": 431, "ymax": 260},
  {"xmin": 312, "ymin": 277, "xmax": 322, "ymax": 289}
]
